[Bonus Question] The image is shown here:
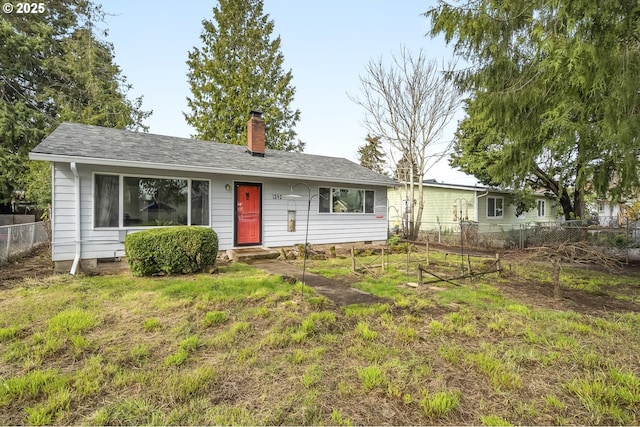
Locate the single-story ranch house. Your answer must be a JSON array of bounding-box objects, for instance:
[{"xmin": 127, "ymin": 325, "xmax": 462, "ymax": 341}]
[
  {"xmin": 388, "ymin": 179, "xmax": 558, "ymax": 234},
  {"xmin": 30, "ymin": 113, "xmax": 397, "ymax": 273}
]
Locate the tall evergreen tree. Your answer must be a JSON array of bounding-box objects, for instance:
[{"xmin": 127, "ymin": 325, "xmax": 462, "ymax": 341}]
[
  {"xmin": 394, "ymin": 152, "xmax": 419, "ymax": 183},
  {"xmin": 357, "ymin": 134, "xmax": 386, "ymax": 175},
  {"xmin": 0, "ymin": 1, "xmax": 151, "ymax": 207},
  {"xmin": 50, "ymin": 27, "xmax": 151, "ymax": 130},
  {"xmin": 0, "ymin": 1, "xmax": 72, "ymax": 202},
  {"xmin": 426, "ymin": 0, "xmax": 640, "ymax": 220},
  {"xmin": 185, "ymin": 0, "xmax": 303, "ymax": 151}
]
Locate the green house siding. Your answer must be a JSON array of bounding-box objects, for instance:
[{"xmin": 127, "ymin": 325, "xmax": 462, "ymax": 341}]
[
  {"xmin": 389, "ymin": 185, "xmax": 558, "ymax": 234},
  {"xmin": 389, "ymin": 185, "xmax": 478, "ymax": 232},
  {"xmin": 478, "ymin": 193, "xmax": 522, "ymax": 233},
  {"xmin": 477, "ymin": 193, "xmax": 557, "ymax": 232},
  {"xmin": 387, "ymin": 185, "xmax": 405, "ymax": 229},
  {"xmin": 421, "ymin": 187, "xmax": 476, "ymax": 230}
]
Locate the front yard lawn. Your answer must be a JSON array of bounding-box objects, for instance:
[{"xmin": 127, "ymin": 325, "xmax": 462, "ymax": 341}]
[{"xmin": 0, "ymin": 249, "xmax": 638, "ymax": 425}]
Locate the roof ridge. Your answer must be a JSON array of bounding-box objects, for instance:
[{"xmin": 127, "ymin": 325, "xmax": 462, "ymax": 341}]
[{"xmin": 56, "ymin": 122, "xmax": 366, "ymax": 163}]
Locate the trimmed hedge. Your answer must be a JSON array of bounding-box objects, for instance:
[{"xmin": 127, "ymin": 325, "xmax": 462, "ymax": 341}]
[{"xmin": 125, "ymin": 227, "xmax": 218, "ymax": 276}]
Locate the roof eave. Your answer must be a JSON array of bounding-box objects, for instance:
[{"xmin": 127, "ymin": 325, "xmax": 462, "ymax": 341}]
[
  {"xmin": 29, "ymin": 153, "xmax": 397, "ymax": 187},
  {"xmin": 398, "ymin": 180, "xmax": 492, "ymax": 192}
]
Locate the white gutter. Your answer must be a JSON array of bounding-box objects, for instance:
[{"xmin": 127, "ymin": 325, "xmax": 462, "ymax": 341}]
[
  {"xmin": 402, "ymin": 180, "xmax": 496, "ymax": 193},
  {"xmin": 70, "ymin": 162, "xmax": 81, "ymax": 275},
  {"xmin": 474, "ymin": 190, "xmax": 489, "ymax": 221}
]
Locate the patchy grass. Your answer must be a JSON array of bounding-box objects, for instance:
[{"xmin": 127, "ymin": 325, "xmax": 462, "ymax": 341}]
[
  {"xmin": 0, "ymin": 253, "xmax": 639, "ymax": 425},
  {"xmin": 420, "ymin": 389, "xmax": 461, "ymax": 419}
]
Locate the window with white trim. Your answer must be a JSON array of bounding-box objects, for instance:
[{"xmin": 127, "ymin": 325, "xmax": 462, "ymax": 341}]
[
  {"xmin": 94, "ymin": 174, "xmax": 210, "ymax": 228},
  {"xmin": 487, "ymin": 196, "xmax": 503, "ymax": 218},
  {"xmin": 597, "ymin": 201, "xmax": 605, "ymax": 214},
  {"xmin": 318, "ymin": 187, "xmax": 375, "ymax": 213},
  {"xmin": 95, "ymin": 174, "xmax": 119, "ymax": 228},
  {"xmin": 537, "ymin": 199, "xmax": 546, "ymax": 218}
]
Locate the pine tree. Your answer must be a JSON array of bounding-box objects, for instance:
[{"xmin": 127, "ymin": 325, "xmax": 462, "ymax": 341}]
[
  {"xmin": 0, "ymin": 1, "xmax": 151, "ymax": 207},
  {"xmin": 185, "ymin": 0, "xmax": 303, "ymax": 151},
  {"xmin": 394, "ymin": 153, "xmax": 420, "ymax": 183},
  {"xmin": 427, "ymin": 1, "xmax": 640, "ymax": 220},
  {"xmin": 50, "ymin": 27, "xmax": 151, "ymax": 130},
  {"xmin": 357, "ymin": 134, "xmax": 386, "ymax": 174}
]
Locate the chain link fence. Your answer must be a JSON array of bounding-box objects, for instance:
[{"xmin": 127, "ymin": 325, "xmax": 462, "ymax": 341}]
[
  {"xmin": 416, "ymin": 217, "xmax": 640, "ymax": 261},
  {"xmin": 0, "ymin": 222, "xmax": 49, "ymax": 265}
]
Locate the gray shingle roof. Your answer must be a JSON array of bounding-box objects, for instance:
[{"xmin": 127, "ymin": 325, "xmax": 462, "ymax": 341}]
[{"xmin": 30, "ymin": 122, "xmax": 398, "ymax": 187}]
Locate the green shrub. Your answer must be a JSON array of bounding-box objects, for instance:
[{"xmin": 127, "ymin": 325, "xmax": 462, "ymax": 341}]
[
  {"xmin": 125, "ymin": 227, "xmax": 218, "ymax": 276},
  {"xmin": 387, "ymin": 234, "xmax": 401, "ymax": 246}
]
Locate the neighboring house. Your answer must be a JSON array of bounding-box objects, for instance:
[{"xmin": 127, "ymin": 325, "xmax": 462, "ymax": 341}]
[
  {"xmin": 593, "ymin": 199, "xmax": 628, "ymax": 227},
  {"xmin": 29, "ymin": 112, "xmax": 397, "ymax": 272},
  {"xmin": 388, "ymin": 180, "xmax": 558, "ymax": 234}
]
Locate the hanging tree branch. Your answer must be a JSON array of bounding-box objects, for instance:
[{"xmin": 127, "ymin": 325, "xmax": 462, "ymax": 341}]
[{"xmin": 515, "ymin": 242, "xmax": 623, "ymax": 299}]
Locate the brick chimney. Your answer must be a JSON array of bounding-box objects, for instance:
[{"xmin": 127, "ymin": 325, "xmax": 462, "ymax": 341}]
[{"xmin": 247, "ymin": 110, "xmax": 265, "ymax": 157}]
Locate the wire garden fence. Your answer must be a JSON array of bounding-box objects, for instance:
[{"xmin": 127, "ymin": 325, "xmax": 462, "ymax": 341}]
[
  {"xmin": 0, "ymin": 222, "xmax": 49, "ymax": 265},
  {"xmin": 417, "ymin": 217, "xmax": 640, "ymax": 261}
]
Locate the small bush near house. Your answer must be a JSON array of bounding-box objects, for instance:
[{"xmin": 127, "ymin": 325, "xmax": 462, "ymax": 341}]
[{"xmin": 125, "ymin": 227, "xmax": 218, "ymax": 276}]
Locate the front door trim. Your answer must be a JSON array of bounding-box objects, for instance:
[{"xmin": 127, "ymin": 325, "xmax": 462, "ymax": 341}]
[{"xmin": 234, "ymin": 181, "xmax": 263, "ymax": 247}]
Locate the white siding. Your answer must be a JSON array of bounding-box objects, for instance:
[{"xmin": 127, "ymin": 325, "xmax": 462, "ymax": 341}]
[
  {"xmin": 51, "ymin": 163, "xmax": 76, "ymax": 261},
  {"xmin": 211, "ymin": 178, "xmax": 234, "ymax": 249},
  {"xmin": 50, "ymin": 163, "xmax": 389, "ymax": 262},
  {"xmin": 260, "ymin": 180, "xmax": 388, "ymax": 247}
]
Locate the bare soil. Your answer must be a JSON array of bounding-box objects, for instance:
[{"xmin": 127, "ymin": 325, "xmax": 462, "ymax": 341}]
[
  {"xmin": 424, "ymin": 241, "xmax": 640, "ymax": 315},
  {"xmin": 250, "ymin": 259, "xmax": 384, "ymax": 306},
  {"xmin": 495, "ymin": 269, "xmax": 640, "ymax": 315},
  {"xmin": 0, "ymin": 245, "xmax": 54, "ymax": 288}
]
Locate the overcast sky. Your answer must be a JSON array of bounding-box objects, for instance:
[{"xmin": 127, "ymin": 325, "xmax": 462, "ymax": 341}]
[{"xmin": 98, "ymin": 0, "xmax": 477, "ymax": 185}]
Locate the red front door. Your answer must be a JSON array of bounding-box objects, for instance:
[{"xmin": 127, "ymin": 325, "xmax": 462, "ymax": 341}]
[{"xmin": 235, "ymin": 183, "xmax": 262, "ymax": 246}]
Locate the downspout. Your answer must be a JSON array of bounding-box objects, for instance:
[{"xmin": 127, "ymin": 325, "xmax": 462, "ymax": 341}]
[
  {"xmin": 475, "ymin": 190, "xmax": 489, "ymax": 222},
  {"xmin": 70, "ymin": 162, "xmax": 81, "ymax": 275}
]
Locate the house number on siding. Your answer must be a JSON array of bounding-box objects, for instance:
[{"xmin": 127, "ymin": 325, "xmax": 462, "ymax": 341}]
[{"xmin": 272, "ymin": 194, "xmax": 283, "ymax": 200}]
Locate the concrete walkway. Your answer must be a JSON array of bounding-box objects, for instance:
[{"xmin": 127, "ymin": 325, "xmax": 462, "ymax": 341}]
[{"xmin": 249, "ymin": 259, "xmax": 382, "ymax": 306}]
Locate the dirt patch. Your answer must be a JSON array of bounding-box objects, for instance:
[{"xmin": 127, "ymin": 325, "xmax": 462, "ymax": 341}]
[
  {"xmin": 0, "ymin": 245, "xmax": 54, "ymax": 288},
  {"xmin": 493, "ymin": 271, "xmax": 640, "ymax": 315},
  {"xmin": 250, "ymin": 259, "xmax": 384, "ymax": 306},
  {"xmin": 419, "ymin": 242, "xmax": 640, "ymax": 315}
]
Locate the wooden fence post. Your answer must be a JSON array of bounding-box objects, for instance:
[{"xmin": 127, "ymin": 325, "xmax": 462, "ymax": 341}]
[
  {"xmin": 495, "ymin": 253, "xmax": 501, "ymax": 274},
  {"xmin": 418, "ymin": 264, "xmax": 423, "ymax": 285},
  {"xmin": 426, "ymin": 239, "xmax": 430, "ymax": 266},
  {"xmin": 351, "ymin": 247, "xmax": 356, "ymax": 273},
  {"xmin": 381, "ymin": 247, "xmax": 385, "ymax": 272}
]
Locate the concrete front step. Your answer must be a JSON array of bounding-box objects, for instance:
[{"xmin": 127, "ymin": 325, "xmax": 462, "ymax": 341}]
[{"xmin": 227, "ymin": 247, "xmax": 280, "ymax": 262}]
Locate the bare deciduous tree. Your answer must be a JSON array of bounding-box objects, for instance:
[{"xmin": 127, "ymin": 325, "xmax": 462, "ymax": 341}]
[{"xmin": 350, "ymin": 47, "xmax": 460, "ymax": 239}]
